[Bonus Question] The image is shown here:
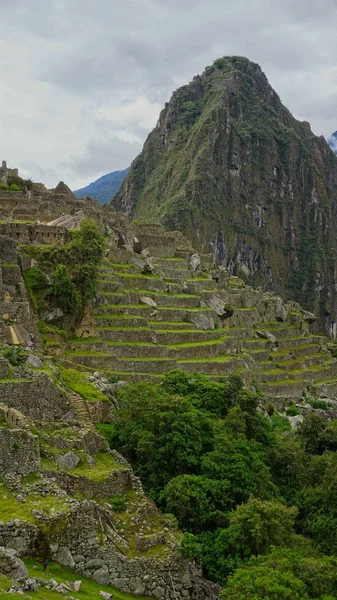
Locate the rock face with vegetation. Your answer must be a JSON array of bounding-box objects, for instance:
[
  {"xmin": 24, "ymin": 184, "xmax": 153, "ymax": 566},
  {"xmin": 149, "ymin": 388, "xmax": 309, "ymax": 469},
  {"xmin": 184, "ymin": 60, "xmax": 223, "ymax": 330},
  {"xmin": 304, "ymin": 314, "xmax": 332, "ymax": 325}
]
[{"xmin": 113, "ymin": 56, "xmax": 337, "ymax": 333}]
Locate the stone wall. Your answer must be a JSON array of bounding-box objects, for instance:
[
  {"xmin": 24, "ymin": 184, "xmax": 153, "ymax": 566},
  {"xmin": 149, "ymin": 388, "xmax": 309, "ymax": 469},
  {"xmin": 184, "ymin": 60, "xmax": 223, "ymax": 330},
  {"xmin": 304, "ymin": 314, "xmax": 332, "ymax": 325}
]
[
  {"xmin": 133, "ymin": 224, "xmax": 193, "ymax": 258},
  {"xmin": 0, "ymin": 521, "xmax": 41, "ymax": 557},
  {"xmin": 0, "ymin": 223, "xmax": 69, "ymax": 245},
  {"xmin": 0, "ymin": 428, "xmax": 40, "ymax": 476},
  {"xmin": 0, "ymin": 375, "xmax": 75, "ymax": 423},
  {"xmin": 47, "ymin": 502, "xmax": 219, "ymax": 600},
  {"xmin": 44, "ymin": 467, "xmax": 133, "ymax": 499}
]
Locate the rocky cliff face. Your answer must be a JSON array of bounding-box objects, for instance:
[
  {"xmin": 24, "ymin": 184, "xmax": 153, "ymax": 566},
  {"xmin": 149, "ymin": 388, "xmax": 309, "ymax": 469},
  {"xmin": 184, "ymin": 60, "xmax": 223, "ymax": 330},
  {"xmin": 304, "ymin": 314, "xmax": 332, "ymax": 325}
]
[{"xmin": 112, "ymin": 56, "xmax": 337, "ymax": 334}]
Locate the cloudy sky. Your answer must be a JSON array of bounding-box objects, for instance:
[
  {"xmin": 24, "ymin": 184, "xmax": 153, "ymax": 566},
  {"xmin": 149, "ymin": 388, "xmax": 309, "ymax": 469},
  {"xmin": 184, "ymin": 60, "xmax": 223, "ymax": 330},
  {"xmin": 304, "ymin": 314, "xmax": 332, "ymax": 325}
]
[{"xmin": 1, "ymin": 0, "xmax": 337, "ymax": 189}]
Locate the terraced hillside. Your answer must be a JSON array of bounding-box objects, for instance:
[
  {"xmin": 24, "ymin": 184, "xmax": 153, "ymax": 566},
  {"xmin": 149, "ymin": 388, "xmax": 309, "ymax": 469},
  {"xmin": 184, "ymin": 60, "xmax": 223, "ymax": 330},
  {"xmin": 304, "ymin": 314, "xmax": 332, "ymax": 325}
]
[{"xmin": 63, "ymin": 236, "xmax": 337, "ymax": 407}]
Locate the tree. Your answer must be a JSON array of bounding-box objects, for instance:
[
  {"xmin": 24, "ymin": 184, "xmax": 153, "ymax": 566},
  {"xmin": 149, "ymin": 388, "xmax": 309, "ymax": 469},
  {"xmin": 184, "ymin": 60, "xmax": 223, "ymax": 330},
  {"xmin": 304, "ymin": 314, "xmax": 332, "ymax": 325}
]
[
  {"xmin": 163, "ymin": 475, "xmax": 231, "ymax": 531},
  {"xmin": 201, "ymin": 433, "xmax": 273, "ymax": 504}
]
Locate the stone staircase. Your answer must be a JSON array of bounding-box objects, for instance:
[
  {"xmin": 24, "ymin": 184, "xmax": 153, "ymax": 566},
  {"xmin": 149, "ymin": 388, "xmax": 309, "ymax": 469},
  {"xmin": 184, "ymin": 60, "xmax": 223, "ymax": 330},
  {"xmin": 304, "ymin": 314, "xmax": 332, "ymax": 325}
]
[
  {"xmin": 69, "ymin": 392, "xmax": 94, "ymax": 429},
  {"xmin": 63, "ymin": 248, "xmax": 337, "ymax": 405}
]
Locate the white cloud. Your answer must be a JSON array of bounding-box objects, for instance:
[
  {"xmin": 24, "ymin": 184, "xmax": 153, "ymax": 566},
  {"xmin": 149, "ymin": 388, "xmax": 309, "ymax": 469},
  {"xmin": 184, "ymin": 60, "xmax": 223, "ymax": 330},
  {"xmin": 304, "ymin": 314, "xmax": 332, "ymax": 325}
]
[{"xmin": 1, "ymin": 0, "xmax": 337, "ymax": 189}]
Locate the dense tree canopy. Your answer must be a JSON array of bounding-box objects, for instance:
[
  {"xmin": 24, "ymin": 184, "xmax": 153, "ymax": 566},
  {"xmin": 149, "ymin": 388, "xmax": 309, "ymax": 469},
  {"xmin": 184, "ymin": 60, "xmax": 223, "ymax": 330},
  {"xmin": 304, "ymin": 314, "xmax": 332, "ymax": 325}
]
[{"xmin": 99, "ymin": 370, "xmax": 337, "ymax": 599}]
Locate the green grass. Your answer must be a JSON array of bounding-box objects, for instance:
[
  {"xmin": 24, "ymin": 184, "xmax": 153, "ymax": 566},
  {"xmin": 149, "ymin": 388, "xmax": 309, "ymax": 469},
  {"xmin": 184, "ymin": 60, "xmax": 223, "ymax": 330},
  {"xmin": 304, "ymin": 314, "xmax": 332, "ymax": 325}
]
[
  {"xmin": 0, "ymin": 483, "xmax": 71, "ymax": 524},
  {"xmin": 178, "ymin": 354, "xmax": 233, "ymax": 364},
  {"xmin": 2, "ymin": 261, "xmax": 19, "ymax": 267},
  {"xmin": 68, "ymin": 336, "xmax": 103, "ymax": 344},
  {"xmin": 22, "ymin": 559, "xmax": 153, "ymax": 600},
  {"xmin": 59, "ymin": 367, "xmax": 109, "ymax": 403},
  {"xmin": 262, "ymin": 379, "xmax": 304, "ymax": 386},
  {"xmin": 313, "ymin": 377, "xmax": 337, "ymax": 385},
  {"xmin": 72, "ymin": 452, "xmax": 122, "ymax": 481},
  {"xmin": 168, "ymin": 339, "xmax": 224, "ymax": 349},
  {"xmin": 65, "ymin": 350, "xmax": 111, "ymax": 357}
]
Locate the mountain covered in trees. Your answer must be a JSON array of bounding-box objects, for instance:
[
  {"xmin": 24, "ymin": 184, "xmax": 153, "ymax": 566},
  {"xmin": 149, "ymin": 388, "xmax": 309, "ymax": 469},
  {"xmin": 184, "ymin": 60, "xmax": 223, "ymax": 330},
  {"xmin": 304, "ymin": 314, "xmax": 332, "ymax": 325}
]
[
  {"xmin": 112, "ymin": 56, "xmax": 337, "ymax": 330},
  {"xmin": 74, "ymin": 167, "xmax": 129, "ymax": 204}
]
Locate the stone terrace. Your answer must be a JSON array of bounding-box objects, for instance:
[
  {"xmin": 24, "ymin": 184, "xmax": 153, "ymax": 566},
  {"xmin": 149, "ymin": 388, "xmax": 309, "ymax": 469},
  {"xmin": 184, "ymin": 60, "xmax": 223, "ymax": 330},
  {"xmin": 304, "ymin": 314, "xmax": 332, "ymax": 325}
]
[{"xmin": 64, "ymin": 235, "xmax": 337, "ymax": 406}]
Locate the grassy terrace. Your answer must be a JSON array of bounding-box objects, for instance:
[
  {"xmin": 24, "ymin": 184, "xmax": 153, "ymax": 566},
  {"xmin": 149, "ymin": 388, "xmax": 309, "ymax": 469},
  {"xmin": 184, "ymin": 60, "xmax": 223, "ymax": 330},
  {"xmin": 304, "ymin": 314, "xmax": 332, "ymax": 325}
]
[
  {"xmin": 59, "ymin": 366, "xmax": 110, "ymax": 402},
  {"xmin": 178, "ymin": 355, "xmax": 233, "ymax": 363}
]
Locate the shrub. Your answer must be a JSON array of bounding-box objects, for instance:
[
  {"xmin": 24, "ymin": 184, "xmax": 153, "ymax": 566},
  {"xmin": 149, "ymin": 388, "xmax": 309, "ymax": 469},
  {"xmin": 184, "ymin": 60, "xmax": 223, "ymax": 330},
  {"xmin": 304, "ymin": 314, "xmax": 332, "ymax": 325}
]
[
  {"xmin": 286, "ymin": 403, "xmax": 300, "ymax": 416},
  {"xmin": 0, "ymin": 183, "xmax": 8, "ymax": 190},
  {"xmin": 9, "ymin": 184, "xmax": 21, "ymax": 191},
  {"xmin": 4, "ymin": 346, "xmax": 23, "ymax": 366},
  {"xmin": 107, "ymin": 375, "xmax": 119, "ymax": 384},
  {"xmin": 307, "ymin": 398, "xmax": 332, "ymax": 410},
  {"xmin": 109, "ymin": 495, "xmax": 126, "ymax": 512},
  {"xmin": 50, "ymin": 264, "xmax": 81, "ymax": 314}
]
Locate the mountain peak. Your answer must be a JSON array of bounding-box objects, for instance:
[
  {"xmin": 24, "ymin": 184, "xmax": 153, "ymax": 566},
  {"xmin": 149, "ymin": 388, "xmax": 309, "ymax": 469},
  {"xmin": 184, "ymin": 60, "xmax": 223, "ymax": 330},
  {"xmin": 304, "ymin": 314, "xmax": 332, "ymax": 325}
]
[{"xmin": 112, "ymin": 56, "xmax": 337, "ymax": 326}]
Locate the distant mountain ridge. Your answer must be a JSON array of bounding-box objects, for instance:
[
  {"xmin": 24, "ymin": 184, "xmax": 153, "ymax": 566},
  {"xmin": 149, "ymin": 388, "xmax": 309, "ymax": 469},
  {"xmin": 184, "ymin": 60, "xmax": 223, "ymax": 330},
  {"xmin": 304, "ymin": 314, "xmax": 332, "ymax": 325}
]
[{"xmin": 74, "ymin": 168, "xmax": 129, "ymax": 204}]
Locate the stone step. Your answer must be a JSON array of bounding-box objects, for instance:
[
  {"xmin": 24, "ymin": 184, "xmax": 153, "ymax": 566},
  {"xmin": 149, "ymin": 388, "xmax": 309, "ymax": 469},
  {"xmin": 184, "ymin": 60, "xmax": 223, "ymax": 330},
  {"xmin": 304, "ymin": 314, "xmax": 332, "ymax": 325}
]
[
  {"xmin": 68, "ymin": 355, "xmax": 178, "ymax": 374},
  {"xmin": 94, "ymin": 305, "xmax": 153, "ymax": 317},
  {"xmin": 68, "ymin": 343, "xmax": 169, "ymax": 358},
  {"xmin": 242, "ymin": 347, "xmax": 271, "ymax": 361},
  {"xmin": 276, "ymin": 344, "xmax": 322, "ymax": 360},
  {"xmin": 154, "ymin": 329, "xmax": 222, "ymax": 345},
  {"xmin": 155, "ymin": 267, "xmax": 191, "ymax": 280},
  {"xmin": 148, "ymin": 320, "xmax": 196, "ymax": 330},
  {"xmin": 277, "ymin": 336, "xmax": 317, "ymax": 349},
  {"xmin": 109, "ymin": 273, "xmax": 168, "ymax": 292},
  {"xmin": 185, "ymin": 278, "xmax": 218, "ymax": 292},
  {"xmin": 253, "ymin": 325, "xmax": 300, "ymax": 339},
  {"xmin": 313, "ymin": 377, "xmax": 337, "ymax": 397},
  {"xmin": 98, "ymin": 327, "xmax": 154, "ymax": 343},
  {"xmin": 127, "ymin": 291, "xmax": 201, "ymax": 308},
  {"xmin": 243, "ymin": 338, "xmax": 275, "ymax": 351},
  {"xmin": 98, "ymin": 292, "xmax": 126, "ymax": 304},
  {"xmin": 97, "ymin": 280, "xmax": 123, "ymax": 293},
  {"xmin": 154, "ymin": 257, "xmax": 188, "ymax": 268},
  {"xmin": 112, "ymin": 358, "xmax": 178, "ymax": 374},
  {"xmin": 178, "ymin": 355, "xmax": 239, "ymax": 375},
  {"xmin": 94, "ymin": 315, "xmax": 149, "ymax": 328},
  {"xmin": 259, "ymin": 379, "xmax": 309, "ymax": 397},
  {"xmin": 175, "ymin": 250, "xmax": 191, "ymax": 259},
  {"xmin": 259, "ymin": 365, "xmax": 331, "ymax": 383},
  {"xmin": 167, "ymin": 340, "xmax": 227, "ymax": 360},
  {"xmin": 266, "ymin": 354, "xmax": 326, "ymax": 371}
]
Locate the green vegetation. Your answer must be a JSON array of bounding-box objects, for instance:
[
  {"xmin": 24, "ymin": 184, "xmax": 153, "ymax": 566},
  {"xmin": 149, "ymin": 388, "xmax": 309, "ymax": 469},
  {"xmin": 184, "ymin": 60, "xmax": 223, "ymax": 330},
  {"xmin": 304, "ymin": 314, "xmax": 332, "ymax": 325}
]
[
  {"xmin": 24, "ymin": 218, "xmax": 105, "ymax": 319},
  {"xmin": 95, "ymin": 370, "xmax": 337, "ymax": 598},
  {"xmin": 59, "ymin": 366, "xmax": 109, "ymax": 402}
]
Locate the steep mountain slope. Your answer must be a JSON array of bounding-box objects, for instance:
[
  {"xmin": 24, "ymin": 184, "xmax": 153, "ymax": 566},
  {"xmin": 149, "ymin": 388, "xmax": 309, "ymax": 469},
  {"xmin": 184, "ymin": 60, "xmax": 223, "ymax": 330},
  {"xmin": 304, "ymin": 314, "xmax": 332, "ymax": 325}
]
[
  {"xmin": 112, "ymin": 56, "xmax": 337, "ymax": 332},
  {"xmin": 328, "ymin": 131, "xmax": 337, "ymax": 154},
  {"xmin": 74, "ymin": 168, "xmax": 129, "ymax": 204}
]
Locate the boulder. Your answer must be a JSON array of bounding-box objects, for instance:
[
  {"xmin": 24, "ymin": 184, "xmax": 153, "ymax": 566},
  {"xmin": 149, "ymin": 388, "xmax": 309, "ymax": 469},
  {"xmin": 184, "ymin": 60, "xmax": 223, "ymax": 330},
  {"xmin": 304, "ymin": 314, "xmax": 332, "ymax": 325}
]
[
  {"xmin": 99, "ymin": 592, "xmax": 114, "ymax": 600},
  {"xmin": 57, "ymin": 452, "xmax": 80, "ymax": 470},
  {"xmin": 189, "ymin": 253, "xmax": 201, "ymax": 275},
  {"xmin": 0, "ymin": 547, "xmax": 28, "ymax": 582},
  {"xmin": 255, "ymin": 330, "xmax": 278, "ymax": 344},
  {"xmin": 302, "ymin": 310, "xmax": 317, "ymax": 324},
  {"xmin": 93, "ymin": 565, "xmax": 110, "ymax": 586},
  {"xmin": 26, "ymin": 354, "xmax": 43, "ymax": 369},
  {"xmin": 275, "ymin": 297, "xmax": 288, "ymax": 322},
  {"xmin": 40, "ymin": 308, "xmax": 64, "ymax": 323},
  {"xmin": 207, "ymin": 296, "xmax": 234, "ymax": 318},
  {"xmin": 67, "ymin": 580, "xmax": 82, "ymax": 592},
  {"xmin": 140, "ymin": 296, "xmax": 157, "ymax": 309},
  {"xmin": 190, "ymin": 313, "xmax": 214, "ymax": 330}
]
